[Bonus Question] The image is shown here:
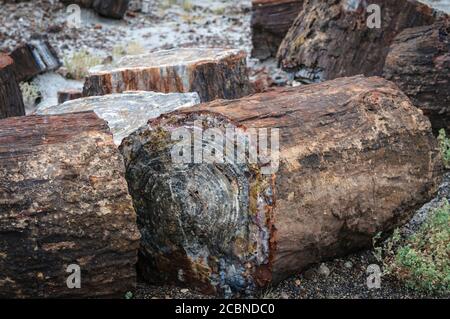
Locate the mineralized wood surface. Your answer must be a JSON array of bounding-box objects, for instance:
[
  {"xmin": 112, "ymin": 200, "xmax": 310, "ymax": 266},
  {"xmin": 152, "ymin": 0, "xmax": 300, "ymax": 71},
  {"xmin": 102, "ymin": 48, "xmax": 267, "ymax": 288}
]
[
  {"xmin": 0, "ymin": 54, "xmax": 25, "ymax": 119},
  {"xmin": 83, "ymin": 48, "xmax": 251, "ymax": 102},
  {"xmin": 120, "ymin": 75, "xmax": 442, "ymax": 295},
  {"xmin": 251, "ymin": 0, "xmax": 304, "ymax": 60},
  {"xmin": 0, "ymin": 112, "xmax": 140, "ymax": 298},
  {"xmin": 37, "ymin": 91, "xmax": 200, "ymax": 145},
  {"xmin": 383, "ymin": 20, "xmax": 450, "ymax": 134},
  {"xmin": 9, "ymin": 41, "xmax": 61, "ymax": 82},
  {"xmin": 277, "ymin": 0, "xmax": 444, "ymax": 81},
  {"xmin": 57, "ymin": 89, "xmax": 83, "ymax": 104}
]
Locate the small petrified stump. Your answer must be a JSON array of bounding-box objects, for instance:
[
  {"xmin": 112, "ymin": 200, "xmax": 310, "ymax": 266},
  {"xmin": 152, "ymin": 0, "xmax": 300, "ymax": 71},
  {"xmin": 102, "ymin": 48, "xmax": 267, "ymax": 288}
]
[
  {"xmin": 83, "ymin": 48, "xmax": 251, "ymax": 102},
  {"xmin": 0, "ymin": 112, "xmax": 140, "ymax": 298},
  {"xmin": 57, "ymin": 89, "xmax": 83, "ymax": 104},
  {"xmin": 277, "ymin": 0, "xmax": 444, "ymax": 81},
  {"xmin": 0, "ymin": 54, "xmax": 25, "ymax": 119},
  {"xmin": 37, "ymin": 91, "xmax": 200, "ymax": 145},
  {"xmin": 384, "ymin": 20, "xmax": 450, "ymax": 134},
  {"xmin": 9, "ymin": 41, "xmax": 61, "ymax": 82},
  {"xmin": 120, "ymin": 75, "xmax": 442, "ymax": 296},
  {"xmin": 60, "ymin": 0, "xmax": 130, "ymax": 19},
  {"xmin": 251, "ymin": 0, "xmax": 304, "ymax": 60}
]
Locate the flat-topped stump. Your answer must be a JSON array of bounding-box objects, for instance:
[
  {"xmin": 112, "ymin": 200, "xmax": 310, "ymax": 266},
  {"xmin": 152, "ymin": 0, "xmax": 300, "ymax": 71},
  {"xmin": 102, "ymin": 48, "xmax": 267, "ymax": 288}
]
[{"xmin": 83, "ymin": 48, "xmax": 251, "ymax": 102}]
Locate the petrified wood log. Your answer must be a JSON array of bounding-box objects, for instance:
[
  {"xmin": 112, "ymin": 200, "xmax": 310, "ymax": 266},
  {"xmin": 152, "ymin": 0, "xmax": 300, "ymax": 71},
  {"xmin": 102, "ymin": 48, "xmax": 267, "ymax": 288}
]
[
  {"xmin": 0, "ymin": 54, "xmax": 25, "ymax": 119},
  {"xmin": 57, "ymin": 89, "xmax": 83, "ymax": 104},
  {"xmin": 0, "ymin": 112, "xmax": 140, "ymax": 298},
  {"xmin": 60, "ymin": 0, "xmax": 130, "ymax": 19},
  {"xmin": 277, "ymin": 0, "xmax": 444, "ymax": 81},
  {"xmin": 383, "ymin": 20, "xmax": 450, "ymax": 134},
  {"xmin": 119, "ymin": 75, "xmax": 442, "ymax": 296},
  {"xmin": 9, "ymin": 41, "xmax": 61, "ymax": 82},
  {"xmin": 251, "ymin": 0, "xmax": 304, "ymax": 60},
  {"xmin": 37, "ymin": 91, "xmax": 200, "ymax": 145},
  {"xmin": 83, "ymin": 48, "xmax": 251, "ymax": 102}
]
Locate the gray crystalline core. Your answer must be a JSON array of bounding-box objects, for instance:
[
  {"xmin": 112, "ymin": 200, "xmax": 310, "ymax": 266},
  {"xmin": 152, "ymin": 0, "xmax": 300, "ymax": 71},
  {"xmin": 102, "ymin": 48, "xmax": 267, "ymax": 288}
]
[{"xmin": 36, "ymin": 91, "xmax": 201, "ymax": 145}]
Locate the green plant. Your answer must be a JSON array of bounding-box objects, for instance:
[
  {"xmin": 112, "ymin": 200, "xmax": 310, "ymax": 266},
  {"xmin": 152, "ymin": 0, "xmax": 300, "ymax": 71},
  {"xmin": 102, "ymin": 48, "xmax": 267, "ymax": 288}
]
[
  {"xmin": 63, "ymin": 50, "xmax": 102, "ymax": 80},
  {"xmin": 124, "ymin": 291, "xmax": 133, "ymax": 299},
  {"xmin": 375, "ymin": 200, "xmax": 450, "ymax": 295},
  {"xmin": 438, "ymin": 129, "xmax": 450, "ymax": 169},
  {"xmin": 19, "ymin": 82, "xmax": 40, "ymax": 108}
]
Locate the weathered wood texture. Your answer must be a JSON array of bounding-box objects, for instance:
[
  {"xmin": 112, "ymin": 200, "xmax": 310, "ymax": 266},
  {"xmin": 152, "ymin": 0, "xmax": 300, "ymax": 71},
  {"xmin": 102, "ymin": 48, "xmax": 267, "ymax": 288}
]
[
  {"xmin": 251, "ymin": 0, "xmax": 304, "ymax": 60},
  {"xmin": 119, "ymin": 75, "xmax": 442, "ymax": 296},
  {"xmin": 0, "ymin": 112, "xmax": 140, "ymax": 298},
  {"xmin": 38, "ymin": 91, "xmax": 200, "ymax": 145},
  {"xmin": 9, "ymin": 41, "xmax": 61, "ymax": 82},
  {"xmin": 0, "ymin": 54, "xmax": 25, "ymax": 119},
  {"xmin": 83, "ymin": 48, "xmax": 252, "ymax": 102},
  {"xmin": 384, "ymin": 20, "xmax": 450, "ymax": 134},
  {"xmin": 60, "ymin": 0, "xmax": 130, "ymax": 19},
  {"xmin": 57, "ymin": 89, "xmax": 83, "ymax": 104},
  {"xmin": 277, "ymin": 0, "xmax": 444, "ymax": 81}
]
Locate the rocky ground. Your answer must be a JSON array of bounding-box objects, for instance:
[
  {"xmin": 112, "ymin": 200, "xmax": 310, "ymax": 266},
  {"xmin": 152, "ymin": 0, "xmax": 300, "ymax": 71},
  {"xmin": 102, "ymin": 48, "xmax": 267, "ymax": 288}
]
[{"xmin": 1, "ymin": 0, "xmax": 449, "ymax": 299}]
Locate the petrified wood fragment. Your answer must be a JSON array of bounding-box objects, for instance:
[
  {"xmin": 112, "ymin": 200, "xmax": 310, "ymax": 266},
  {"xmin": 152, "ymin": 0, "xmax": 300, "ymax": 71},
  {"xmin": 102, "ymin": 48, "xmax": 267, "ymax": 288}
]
[
  {"xmin": 83, "ymin": 48, "xmax": 251, "ymax": 102},
  {"xmin": 57, "ymin": 89, "xmax": 83, "ymax": 104},
  {"xmin": 9, "ymin": 41, "xmax": 61, "ymax": 83},
  {"xmin": 251, "ymin": 0, "xmax": 304, "ymax": 60},
  {"xmin": 383, "ymin": 20, "xmax": 450, "ymax": 134},
  {"xmin": 0, "ymin": 112, "xmax": 140, "ymax": 298},
  {"xmin": 37, "ymin": 91, "xmax": 200, "ymax": 145},
  {"xmin": 277, "ymin": 0, "xmax": 444, "ymax": 81},
  {"xmin": 0, "ymin": 54, "xmax": 25, "ymax": 119},
  {"xmin": 119, "ymin": 75, "xmax": 442, "ymax": 296}
]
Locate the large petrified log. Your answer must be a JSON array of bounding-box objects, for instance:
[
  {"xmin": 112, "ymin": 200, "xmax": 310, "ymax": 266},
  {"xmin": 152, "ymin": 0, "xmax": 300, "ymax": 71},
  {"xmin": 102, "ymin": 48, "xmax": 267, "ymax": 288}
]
[
  {"xmin": 119, "ymin": 75, "xmax": 442, "ymax": 296},
  {"xmin": 0, "ymin": 112, "xmax": 140, "ymax": 298},
  {"xmin": 9, "ymin": 41, "xmax": 61, "ymax": 82},
  {"xmin": 383, "ymin": 20, "xmax": 450, "ymax": 134},
  {"xmin": 0, "ymin": 54, "xmax": 25, "ymax": 119},
  {"xmin": 37, "ymin": 91, "xmax": 200, "ymax": 145},
  {"xmin": 60, "ymin": 0, "xmax": 130, "ymax": 19},
  {"xmin": 83, "ymin": 48, "xmax": 251, "ymax": 102},
  {"xmin": 251, "ymin": 0, "xmax": 304, "ymax": 60},
  {"xmin": 277, "ymin": 0, "xmax": 445, "ymax": 81}
]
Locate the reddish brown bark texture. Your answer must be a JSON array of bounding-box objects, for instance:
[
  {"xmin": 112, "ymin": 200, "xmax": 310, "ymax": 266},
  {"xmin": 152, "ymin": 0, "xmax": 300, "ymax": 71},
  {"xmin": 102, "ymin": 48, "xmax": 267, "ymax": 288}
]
[
  {"xmin": 251, "ymin": 0, "xmax": 304, "ymax": 60},
  {"xmin": 0, "ymin": 54, "xmax": 25, "ymax": 119},
  {"xmin": 277, "ymin": 0, "xmax": 444, "ymax": 80},
  {"xmin": 0, "ymin": 112, "xmax": 140, "ymax": 298}
]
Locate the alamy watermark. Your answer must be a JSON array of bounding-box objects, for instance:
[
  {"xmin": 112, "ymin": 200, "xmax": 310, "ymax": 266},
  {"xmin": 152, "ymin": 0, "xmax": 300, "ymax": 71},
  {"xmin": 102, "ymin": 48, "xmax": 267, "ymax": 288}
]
[
  {"xmin": 66, "ymin": 264, "xmax": 81, "ymax": 289},
  {"xmin": 170, "ymin": 121, "xmax": 280, "ymax": 175}
]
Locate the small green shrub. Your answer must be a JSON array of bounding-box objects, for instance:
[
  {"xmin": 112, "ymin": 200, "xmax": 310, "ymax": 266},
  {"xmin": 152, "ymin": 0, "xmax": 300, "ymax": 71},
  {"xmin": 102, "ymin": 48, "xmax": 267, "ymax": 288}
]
[
  {"xmin": 438, "ymin": 129, "xmax": 450, "ymax": 169},
  {"xmin": 63, "ymin": 50, "xmax": 102, "ymax": 80},
  {"xmin": 375, "ymin": 201, "xmax": 450, "ymax": 295}
]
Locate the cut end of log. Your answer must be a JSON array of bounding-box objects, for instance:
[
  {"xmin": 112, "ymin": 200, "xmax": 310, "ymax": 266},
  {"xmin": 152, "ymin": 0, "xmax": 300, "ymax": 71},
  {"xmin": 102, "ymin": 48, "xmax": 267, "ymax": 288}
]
[{"xmin": 83, "ymin": 48, "xmax": 252, "ymax": 102}]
